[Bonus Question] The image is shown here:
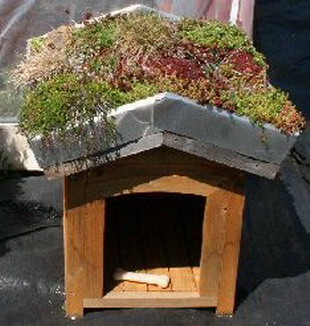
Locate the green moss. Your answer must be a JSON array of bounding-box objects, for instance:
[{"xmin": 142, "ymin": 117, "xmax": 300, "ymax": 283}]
[
  {"xmin": 19, "ymin": 73, "xmax": 159, "ymax": 138},
  {"xmin": 227, "ymin": 88, "xmax": 289, "ymax": 125},
  {"xmin": 30, "ymin": 36, "xmax": 46, "ymax": 53},
  {"xmin": 15, "ymin": 12, "xmax": 305, "ymax": 139},
  {"xmin": 125, "ymin": 82, "xmax": 160, "ymax": 102},
  {"xmin": 180, "ymin": 20, "xmax": 266, "ymax": 66},
  {"xmin": 117, "ymin": 13, "xmax": 178, "ymax": 54},
  {"xmin": 20, "ymin": 74, "xmax": 110, "ymax": 137},
  {"xmin": 72, "ymin": 19, "xmax": 118, "ymax": 57},
  {"xmin": 180, "ymin": 20, "xmax": 248, "ymax": 48}
]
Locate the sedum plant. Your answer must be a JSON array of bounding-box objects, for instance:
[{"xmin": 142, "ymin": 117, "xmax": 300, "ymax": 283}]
[{"xmin": 12, "ymin": 11, "xmax": 305, "ymax": 140}]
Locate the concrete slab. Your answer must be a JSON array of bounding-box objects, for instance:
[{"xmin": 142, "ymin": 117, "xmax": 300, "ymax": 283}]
[{"xmin": 0, "ymin": 123, "xmax": 41, "ymax": 171}]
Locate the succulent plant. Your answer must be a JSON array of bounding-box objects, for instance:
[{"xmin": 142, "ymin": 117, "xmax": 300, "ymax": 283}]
[{"xmin": 12, "ymin": 11, "xmax": 306, "ymax": 139}]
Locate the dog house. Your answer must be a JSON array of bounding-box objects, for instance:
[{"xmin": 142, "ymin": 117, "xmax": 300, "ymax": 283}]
[
  {"xmin": 63, "ymin": 145, "xmax": 246, "ymax": 318},
  {"xmin": 36, "ymin": 95, "xmax": 293, "ymax": 319}
]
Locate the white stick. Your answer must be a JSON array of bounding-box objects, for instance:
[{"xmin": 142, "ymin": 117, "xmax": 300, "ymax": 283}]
[{"xmin": 113, "ymin": 268, "xmax": 170, "ymax": 289}]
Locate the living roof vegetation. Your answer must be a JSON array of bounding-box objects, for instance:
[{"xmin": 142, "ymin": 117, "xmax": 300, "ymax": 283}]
[{"xmin": 12, "ymin": 11, "xmax": 305, "ymax": 139}]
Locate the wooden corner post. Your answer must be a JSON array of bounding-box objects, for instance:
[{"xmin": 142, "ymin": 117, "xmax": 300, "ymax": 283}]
[
  {"xmin": 199, "ymin": 176, "xmax": 245, "ymax": 316},
  {"xmin": 63, "ymin": 175, "xmax": 105, "ymax": 318}
]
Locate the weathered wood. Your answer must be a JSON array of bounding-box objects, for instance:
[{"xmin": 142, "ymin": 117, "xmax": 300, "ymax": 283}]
[
  {"xmin": 199, "ymin": 189, "xmax": 229, "ymax": 297},
  {"xmin": 123, "ymin": 175, "xmax": 217, "ymax": 199},
  {"xmin": 84, "ymin": 292, "xmax": 217, "ymax": 308},
  {"xmin": 64, "ymin": 176, "xmax": 105, "ymax": 318},
  {"xmin": 46, "ymin": 132, "xmax": 279, "ymax": 180},
  {"xmin": 62, "ymin": 148, "xmax": 247, "ymax": 316},
  {"xmin": 216, "ymin": 181, "xmax": 245, "ymax": 315},
  {"xmin": 78, "ymin": 148, "xmax": 239, "ymax": 204},
  {"xmin": 105, "ymin": 269, "xmax": 197, "ymax": 294}
]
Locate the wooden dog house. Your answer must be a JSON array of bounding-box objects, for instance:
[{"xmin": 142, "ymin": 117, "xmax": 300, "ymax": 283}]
[
  {"xmin": 39, "ymin": 94, "xmax": 291, "ymax": 319},
  {"xmin": 63, "ymin": 145, "xmax": 246, "ymax": 318}
]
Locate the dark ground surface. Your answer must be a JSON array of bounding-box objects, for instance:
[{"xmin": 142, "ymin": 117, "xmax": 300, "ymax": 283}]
[{"xmin": 1, "ymin": 0, "xmax": 310, "ymax": 325}]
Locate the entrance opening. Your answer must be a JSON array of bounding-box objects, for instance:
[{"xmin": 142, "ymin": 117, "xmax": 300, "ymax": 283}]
[{"xmin": 104, "ymin": 192, "xmax": 206, "ymax": 294}]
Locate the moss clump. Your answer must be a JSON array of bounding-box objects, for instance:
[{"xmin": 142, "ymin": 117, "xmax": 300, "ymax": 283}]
[
  {"xmin": 20, "ymin": 74, "xmax": 106, "ymax": 137},
  {"xmin": 14, "ymin": 11, "xmax": 306, "ymax": 139},
  {"xmin": 72, "ymin": 20, "xmax": 118, "ymax": 56},
  {"xmin": 117, "ymin": 13, "xmax": 178, "ymax": 54},
  {"xmin": 179, "ymin": 20, "xmax": 266, "ymax": 66},
  {"xmin": 30, "ymin": 36, "xmax": 46, "ymax": 53},
  {"xmin": 20, "ymin": 73, "xmax": 159, "ymax": 138}
]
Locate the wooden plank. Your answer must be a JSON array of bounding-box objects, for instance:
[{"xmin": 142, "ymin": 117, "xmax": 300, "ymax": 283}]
[
  {"xmin": 192, "ymin": 267, "xmax": 200, "ymax": 288},
  {"xmin": 63, "ymin": 175, "xmax": 105, "ymax": 318},
  {"xmin": 84, "ymin": 292, "xmax": 217, "ymax": 308},
  {"xmin": 63, "ymin": 176, "xmax": 85, "ymax": 318},
  {"xmin": 127, "ymin": 175, "xmax": 218, "ymax": 198},
  {"xmin": 199, "ymin": 189, "xmax": 229, "ymax": 297},
  {"xmin": 83, "ymin": 147, "xmax": 237, "ymax": 202},
  {"xmin": 216, "ymin": 181, "xmax": 246, "ymax": 315},
  {"xmin": 46, "ymin": 133, "xmax": 278, "ymax": 181},
  {"xmin": 103, "ymin": 292, "xmax": 203, "ymax": 299},
  {"xmin": 162, "ymin": 133, "xmax": 278, "ymax": 180},
  {"xmin": 86, "ymin": 175, "xmax": 219, "ymax": 201}
]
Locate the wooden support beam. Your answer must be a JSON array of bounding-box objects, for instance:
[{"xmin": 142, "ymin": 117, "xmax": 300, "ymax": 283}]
[
  {"xmin": 199, "ymin": 176, "xmax": 245, "ymax": 315},
  {"xmin": 216, "ymin": 180, "xmax": 245, "ymax": 316},
  {"xmin": 84, "ymin": 292, "xmax": 217, "ymax": 308},
  {"xmin": 199, "ymin": 189, "xmax": 229, "ymax": 298},
  {"xmin": 63, "ymin": 176, "xmax": 105, "ymax": 318}
]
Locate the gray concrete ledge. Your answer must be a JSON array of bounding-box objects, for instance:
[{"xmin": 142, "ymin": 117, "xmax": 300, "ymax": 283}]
[{"xmin": 0, "ymin": 123, "xmax": 41, "ymax": 171}]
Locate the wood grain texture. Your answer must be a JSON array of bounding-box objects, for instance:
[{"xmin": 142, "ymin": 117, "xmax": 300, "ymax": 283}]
[
  {"xmin": 45, "ymin": 132, "xmax": 277, "ymax": 180},
  {"xmin": 63, "ymin": 148, "xmax": 246, "ymax": 315},
  {"xmin": 216, "ymin": 180, "xmax": 245, "ymax": 315},
  {"xmin": 64, "ymin": 176, "xmax": 105, "ymax": 317},
  {"xmin": 106, "ymin": 268, "xmax": 197, "ymax": 294},
  {"xmin": 199, "ymin": 175, "xmax": 245, "ymax": 315},
  {"xmin": 84, "ymin": 292, "xmax": 217, "ymax": 308},
  {"xmin": 80, "ymin": 148, "xmax": 237, "ymax": 204},
  {"xmin": 122, "ymin": 175, "xmax": 217, "ymax": 198},
  {"xmin": 199, "ymin": 189, "xmax": 229, "ymax": 297}
]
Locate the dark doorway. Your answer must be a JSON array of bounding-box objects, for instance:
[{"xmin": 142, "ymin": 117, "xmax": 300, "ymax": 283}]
[{"xmin": 104, "ymin": 192, "xmax": 206, "ymax": 294}]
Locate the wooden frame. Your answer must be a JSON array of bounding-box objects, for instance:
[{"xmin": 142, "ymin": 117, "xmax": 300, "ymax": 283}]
[{"xmin": 63, "ymin": 148, "xmax": 245, "ymax": 318}]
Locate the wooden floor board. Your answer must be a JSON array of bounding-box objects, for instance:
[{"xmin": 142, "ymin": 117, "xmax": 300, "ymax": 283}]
[{"xmin": 84, "ymin": 292, "xmax": 217, "ymax": 308}]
